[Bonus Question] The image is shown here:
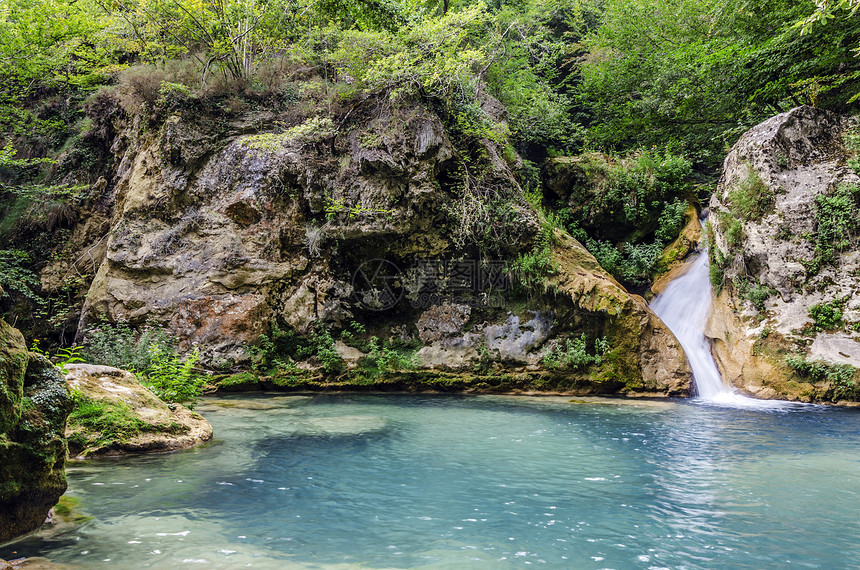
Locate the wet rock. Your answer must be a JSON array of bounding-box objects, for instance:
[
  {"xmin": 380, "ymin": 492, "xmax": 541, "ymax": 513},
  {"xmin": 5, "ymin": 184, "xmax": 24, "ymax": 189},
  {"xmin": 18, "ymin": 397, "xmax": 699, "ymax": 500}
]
[{"xmin": 0, "ymin": 320, "xmax": 72, "ymax": 543}]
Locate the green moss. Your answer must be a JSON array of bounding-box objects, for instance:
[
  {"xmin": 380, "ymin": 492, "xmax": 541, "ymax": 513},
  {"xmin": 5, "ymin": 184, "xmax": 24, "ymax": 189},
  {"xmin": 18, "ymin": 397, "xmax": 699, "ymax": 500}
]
[
  {"xmin": 211, "ymin": 353, "xmax": 663, "ymax": 396},
  {"xmin": 53, "ymin": 495, "xmax": 92, "ymax": 523},
  {"xmin": 216, "ymin": 372, "xmax": 260, "ymax": 391},
  {"xmin": 727, "ymin": 166, "xmax": 773, "ymax": 222},
  {"xmin": 67, "ymin": 390, "xmax": 185, "ymax": 452}
]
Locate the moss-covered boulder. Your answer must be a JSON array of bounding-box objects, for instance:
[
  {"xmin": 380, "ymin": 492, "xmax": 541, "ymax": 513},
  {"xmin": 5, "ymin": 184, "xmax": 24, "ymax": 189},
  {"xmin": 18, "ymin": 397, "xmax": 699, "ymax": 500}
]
[
  {"xmin": 0, "ymin": 319, "xmax": 72, "ymax": 543},
  {"xmin": 64, "ymin": 364, "xmax": 212, "ymax": 457}
]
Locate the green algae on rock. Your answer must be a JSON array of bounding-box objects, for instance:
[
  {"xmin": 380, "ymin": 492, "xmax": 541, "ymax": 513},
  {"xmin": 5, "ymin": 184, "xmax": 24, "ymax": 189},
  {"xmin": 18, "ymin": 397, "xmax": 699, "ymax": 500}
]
[{"xmin": 0, "ymin": 319, "xmax": 72, "ymax": 543}]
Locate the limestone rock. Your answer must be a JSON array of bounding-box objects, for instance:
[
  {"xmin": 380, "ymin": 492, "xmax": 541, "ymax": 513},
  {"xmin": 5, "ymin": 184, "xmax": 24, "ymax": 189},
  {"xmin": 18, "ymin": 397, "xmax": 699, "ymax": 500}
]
[
  {"xmin": 416, "ymin": 303, "xmax": 472, "ymax": 343},
  {"xmin": 0, "ymin": 320, "xmax": 72, "ymax": 543},
  {"xmin": 707, "ymin": 106, "xmax": 860, "ymax": 400},
  {"xmin": 415, "ymin": 309, "xmax": 556, "ymax": 370},
  {"xmin": 43, "ymin": 95, "xmax": 693, "ymax": 396},
  {"xmin": 548, "ymin": 232, "xmax": 691, "ymax": 396},
  {"xmin": 64, "ymin": 363, "xmax": 212, "ymax": 457},
  {"xmin": 65, "ymin": 101, "xmax": 459, "ymax": 364},
  {"xmin": 484, "ymin": 312, "xmax": 554, "ymax": 363}
]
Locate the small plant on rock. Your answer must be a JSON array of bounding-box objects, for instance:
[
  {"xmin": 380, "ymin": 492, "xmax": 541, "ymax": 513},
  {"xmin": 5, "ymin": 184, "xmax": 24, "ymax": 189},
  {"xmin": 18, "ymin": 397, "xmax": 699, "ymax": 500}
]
[
  {"xmin": 808, "ymin": 299, "xmax": 845, "ymax": 332},
  {"xmin": 144, "ymin": 345, "xmax": 204, "ymax": 404},
  {"xmin": 361, "ymin": 336, "xmax": 419, "ymax": 375},
  {"xmin": 786, "ymin": 354, "xmax": 857, "ymax": 400},
  {"xmin": 543, "ymin": 333, "xmax": 609, "ymax": 371}
]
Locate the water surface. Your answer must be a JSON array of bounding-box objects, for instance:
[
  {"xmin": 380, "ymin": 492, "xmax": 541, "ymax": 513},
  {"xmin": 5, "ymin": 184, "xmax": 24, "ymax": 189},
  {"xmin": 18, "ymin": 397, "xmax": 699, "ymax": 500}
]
[{"xmin": 3, "ymin": 394, "xmax": 859, "ymax": 568}]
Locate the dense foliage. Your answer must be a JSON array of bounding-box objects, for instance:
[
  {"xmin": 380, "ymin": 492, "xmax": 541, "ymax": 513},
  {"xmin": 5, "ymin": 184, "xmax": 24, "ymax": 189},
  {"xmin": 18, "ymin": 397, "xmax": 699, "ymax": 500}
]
[
  {"xmin": 1, "ymin": 0, "xmax": 856, "ymax": 168},
  {"xmin": 1, "ymin": 0, "xmax": 858, "ymax": 341},
  {"xmin": 80, "ymin": 322, "xmax": 205, "ymax": 403}
]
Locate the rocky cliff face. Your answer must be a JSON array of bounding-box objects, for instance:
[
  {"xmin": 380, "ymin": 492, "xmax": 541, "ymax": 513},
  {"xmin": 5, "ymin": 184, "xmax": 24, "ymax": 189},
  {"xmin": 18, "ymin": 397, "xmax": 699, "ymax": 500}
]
[
  {"xmin": 44, "ymin": 94, "xmax": 690, "ymax": 395},
  {"xmin": 0, "ymin": 317, "xmax": 71, "ymax": 543},
  {"xmin": 707, "ymin": 106, "xmax": 860, "ymax": 401}
]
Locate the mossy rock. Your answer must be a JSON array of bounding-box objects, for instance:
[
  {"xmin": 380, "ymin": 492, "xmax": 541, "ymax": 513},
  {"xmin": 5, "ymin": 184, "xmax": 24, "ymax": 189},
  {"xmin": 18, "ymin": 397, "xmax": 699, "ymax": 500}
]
[
  {"xmin": 215, "ymin": 372, "xmax": 262, "ymax": 391},
  {"xmin": 0, "ymin": 319, "xmax": 72, "ymax": 543},
  {"xmin": 64, "ymin": 364, "xmax": 212, "ymax": 457}
]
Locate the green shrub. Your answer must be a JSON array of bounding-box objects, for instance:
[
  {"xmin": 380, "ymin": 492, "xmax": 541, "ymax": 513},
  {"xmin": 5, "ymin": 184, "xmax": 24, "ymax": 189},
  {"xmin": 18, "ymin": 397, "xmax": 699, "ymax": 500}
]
[
  {"xmin": 155, "ymin": 80, "xmax": 193, "ymax": 108},
  {"xmin": 510, "ymin": 210, "xmax": 559, "ymax": 292},
  {"xmin": 250, "ymin": 321, "xmax": 344, "ymax": 374},
  {"xmin": 55, "ymin": 345, "xmax": 86, "ymax": 373},
  {"xmin": 786, "ymin": 355, "xmax": 857, "ymax": 400},
  {"xmin": 746, "ymin": 285, "xmax": 772, "ymax": 312},
  {"xmin": 587, "ymin": 239, "xmax": 623, "ymax": 277},
  {"xmin": 728, "ymin": 168, "xmax": 773, "ymax": 221},
  {"xmin": 360, "ymin": 336, "xmax": 419, "ymax": 375},
  {"xmin": 0, "ymin": 249, "xmax": 45, "ymax": 310},
  {"xmin": 543, "ymin": 334, "xmax": 609, "ymax": 371},
  {"xmin": 80, "ymin": 321, "xmax": 204, "ymax": 404},
  {"xmin": 808, "ymin": 300, "xmax": 845, "ymax": 332},
  {"xmin": 734, "ymin": 278, "xmax": 773, "ymax": 312},
  {"xmin": 556, "ymin": 150, "xmax": 693, "ymax": 289},
  {"xmin": 143, "ymin": 345, "xmax": 204, "ymax": 404},
  {"xmin": 714, "ymin": 210, "xmax": 744, "ymax": 249},
  {"xmin": 586, "ymin": 239, "xmax": 662, "ymax": 289},
  {"xmin": 81, "ymin": 321, "xmax": 175, "ymax": 372},
  {"xmin": 654, "ymin": 198, "xmax": 687, "ymax": 244},
  {"xmin": 806, "ymin": 183, "xmax": 860, "ymax": 275}
]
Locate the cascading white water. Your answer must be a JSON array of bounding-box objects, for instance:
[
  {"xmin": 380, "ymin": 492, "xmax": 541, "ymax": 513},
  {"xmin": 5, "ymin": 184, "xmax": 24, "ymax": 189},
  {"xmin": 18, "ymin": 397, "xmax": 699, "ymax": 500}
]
[
  {"xmin": 650, "ymin": 247, "xmax": 794, "ymax": 409},
  {"xmin": 651, "ymin": 252, "xmax": 726, "ymax": 399}
]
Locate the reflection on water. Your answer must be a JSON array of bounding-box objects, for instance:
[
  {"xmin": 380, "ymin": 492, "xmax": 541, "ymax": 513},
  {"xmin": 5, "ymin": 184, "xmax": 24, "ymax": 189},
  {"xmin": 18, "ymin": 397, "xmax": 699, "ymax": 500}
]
[{"xmin": 3, "ymin": 394, "xmax": 859, "ymax": 568}]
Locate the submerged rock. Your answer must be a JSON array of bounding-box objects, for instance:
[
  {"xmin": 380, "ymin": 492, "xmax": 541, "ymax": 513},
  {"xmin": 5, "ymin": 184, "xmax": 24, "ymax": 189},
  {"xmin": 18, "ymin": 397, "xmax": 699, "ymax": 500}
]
[
  {"xmin": 64, "ymin": 364, "xmax": 212, "ymax": 457},
  {"xmin": 0, "ymin": 319, "xmax": 71, "ymax": 544},
  {"xmin": 298, "ymin": 415, "xmax": 388, "ymax": 436}
]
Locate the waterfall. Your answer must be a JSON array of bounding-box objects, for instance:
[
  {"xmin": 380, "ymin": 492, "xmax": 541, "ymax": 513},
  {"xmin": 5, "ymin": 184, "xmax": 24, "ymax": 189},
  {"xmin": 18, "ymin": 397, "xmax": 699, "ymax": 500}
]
[
  {"xmin": 650, "ymin": 247, "xmax": 793, "ymax": 408},
  {"xmin": 651, "ymin": 252, "xmax": 727, "ymax": 399}
]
